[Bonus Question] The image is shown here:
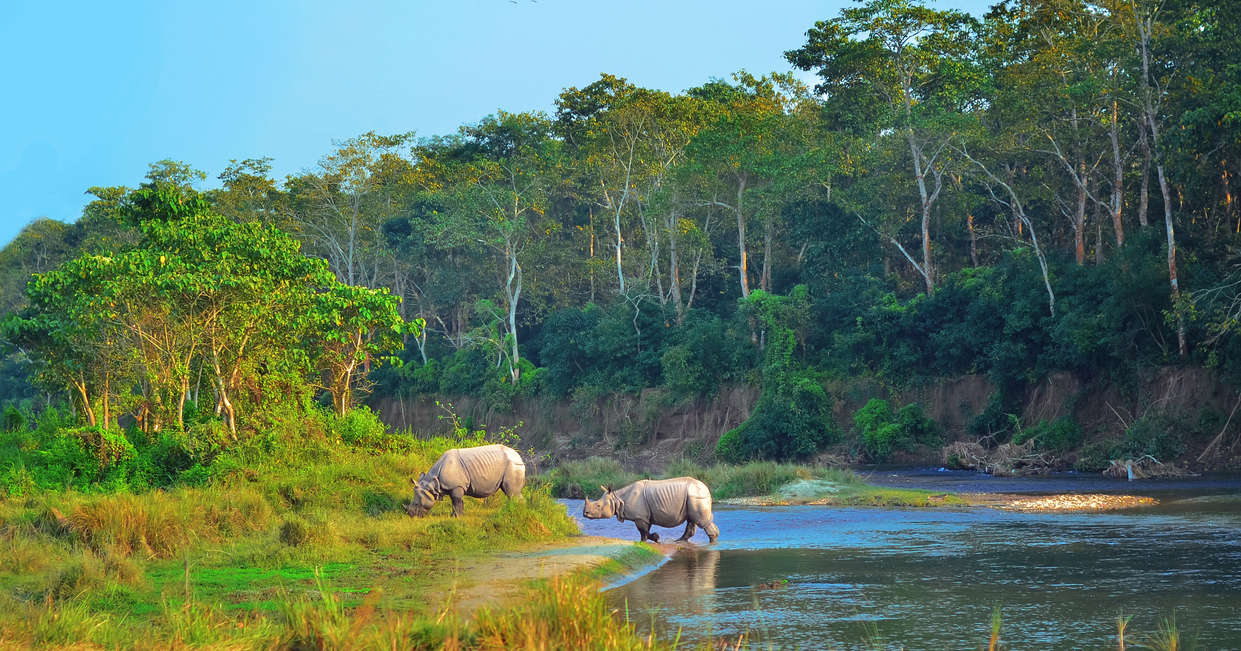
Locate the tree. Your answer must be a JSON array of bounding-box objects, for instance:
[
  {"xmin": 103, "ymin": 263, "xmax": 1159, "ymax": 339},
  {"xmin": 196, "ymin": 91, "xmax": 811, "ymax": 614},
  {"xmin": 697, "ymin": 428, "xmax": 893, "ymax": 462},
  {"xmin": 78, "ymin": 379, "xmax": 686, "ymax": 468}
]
[
  {"xmin": 788, "ymin": 0, "xmax": 981, "ymax": 292},
  {"xmin": 311, "ymin": 284, "xmax": 415, "ymax": 415},
  {"xmin": 683, "ymin": 73, "xmax": 808, "ymax": 300},
  {"xmin": 213, "ymin": 157, "xmax": 287, "ymax": 227},
  {"xmin": 4, "ymin": 184, "xmax": 410, "ymax": 437},
  {"xmin": 1127, "ymin": 0, "xmax": 1187, "ymax": 357},
  {"xmin": 286, "ymin": 132, "xmax": 415, "ymax": 289},
  {"xmin": 424, "ymin": 112, "xmax": 559, "ymax": 383}
]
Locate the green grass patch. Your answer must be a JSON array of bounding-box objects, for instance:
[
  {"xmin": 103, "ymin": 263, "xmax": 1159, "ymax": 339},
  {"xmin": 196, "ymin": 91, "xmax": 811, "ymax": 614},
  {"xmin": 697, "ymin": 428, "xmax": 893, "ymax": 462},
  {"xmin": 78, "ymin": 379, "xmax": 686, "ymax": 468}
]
[
  {"xmin": 0, "ymin": 431, "xmax": 585, "ymax": 648},
  {"xmin": 580, "ymin": 542, "xmax": 665, "ymax": 583}
]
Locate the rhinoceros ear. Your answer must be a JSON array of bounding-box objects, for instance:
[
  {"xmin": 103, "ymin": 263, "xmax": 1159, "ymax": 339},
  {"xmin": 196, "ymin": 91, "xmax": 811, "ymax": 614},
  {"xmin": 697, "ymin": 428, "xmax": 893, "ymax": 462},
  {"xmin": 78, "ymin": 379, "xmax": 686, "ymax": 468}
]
[{"xmin": 600, "ymin": 485, "xmax": 609, "ymax": 495}]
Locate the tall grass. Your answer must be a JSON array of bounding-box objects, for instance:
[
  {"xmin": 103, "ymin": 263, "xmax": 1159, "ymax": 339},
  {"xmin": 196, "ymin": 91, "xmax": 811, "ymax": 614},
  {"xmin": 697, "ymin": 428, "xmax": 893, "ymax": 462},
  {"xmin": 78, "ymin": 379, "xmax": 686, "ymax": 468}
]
[
  {"xmin": 543, "ymin": 456, "xmax": 863, "ymax": 500},
  {"xmin": 542, "ymin": 457, "xmax": 643, "ymax": 499},
  {"xmin": 0, "ymin": 430, "xmax": 582, "ymax": 647},
  {"xmin": 664, "ymin": 459, "xmax": 862, "ymax": 500}
]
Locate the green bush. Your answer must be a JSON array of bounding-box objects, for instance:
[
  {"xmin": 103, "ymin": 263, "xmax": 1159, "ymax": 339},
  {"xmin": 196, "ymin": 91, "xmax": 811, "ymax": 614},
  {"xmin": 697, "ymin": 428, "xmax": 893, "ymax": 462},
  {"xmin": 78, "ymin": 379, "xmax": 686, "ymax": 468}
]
[
  {"xmin": 1122, "ymin": 414, "xmax": 1186, "ymax": 461},
  {"xmin": 1013, "ymin": 417, "xmax": 1081, "ymax": 452},
  {"xmin": 331, "ymin": 406, "xmax": 388, "ymax": 447},
  {"xmin": 853, "ymin": 399, "xmax": 940, "ymax": 462},
  {"xmin": 1075, "ymin": 439, "xmax": 1122, "ymax": 472},
  {"xmin": 2, "ymin": 405, "xmax": 27, "ymax": 432},
  {"xmin": 716, "ymin": 289, "xmax": 838, "ymax": 462},
  {"xmin": 279, "ymin": 517, "xmax": 309, "ymax": 546}
]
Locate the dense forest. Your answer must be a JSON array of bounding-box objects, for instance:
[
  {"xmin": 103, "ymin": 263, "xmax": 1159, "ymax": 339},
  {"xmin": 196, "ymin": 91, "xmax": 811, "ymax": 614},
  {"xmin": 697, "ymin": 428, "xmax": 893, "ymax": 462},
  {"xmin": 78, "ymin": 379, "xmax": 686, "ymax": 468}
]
[{"xmin": 3, "ymin": 0, "xmax": 1241, "ymax": 486}]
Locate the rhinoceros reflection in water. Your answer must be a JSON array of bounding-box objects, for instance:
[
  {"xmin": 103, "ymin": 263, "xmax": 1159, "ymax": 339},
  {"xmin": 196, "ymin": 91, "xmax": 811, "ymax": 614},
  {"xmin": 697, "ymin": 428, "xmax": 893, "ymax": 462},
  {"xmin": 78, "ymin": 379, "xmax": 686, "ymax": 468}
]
[
  {"xmin": 582, "ymin": 477, "xmax": 720, "ymax": 543},
  {"xmin": 619, "ymin": 548, "xmax": 721, "ymax": 621}
]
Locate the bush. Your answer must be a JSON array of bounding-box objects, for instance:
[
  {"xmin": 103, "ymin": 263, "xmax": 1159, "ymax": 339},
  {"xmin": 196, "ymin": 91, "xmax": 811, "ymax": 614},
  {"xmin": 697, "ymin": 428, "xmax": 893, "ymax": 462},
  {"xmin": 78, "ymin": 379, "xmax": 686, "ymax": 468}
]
[
  {"xmin": 2, "ymin": 405, "xmax": 27, "ymax": 432},
  {"xmin": 854, "ymin": 399, "xmax": 940, "ymax": 462},
  {"xmin": 659, "ymin": 310, "xmax": 755, "ymax": 398},
  {"xmin": 1075, "ymin": 439, "xmax": 1122, "ymax": 472},
  {"xmin": 716, "ymin": 289, "xmax": 838, "ymax": 462},
  {"xmin": 331, "ymin": 406, "xmax": 388, "ymax": 447},
  {"xmin": 1122, "ymin": 414, "xmax": 1186, "ymax": 461},
  {"xmin": 279, "ymin": 517, "xmax": 309, "ymax": 547},
  {"xmin": 1013, "ymin": 417, "xmax": 1081, "ymax": 452}
]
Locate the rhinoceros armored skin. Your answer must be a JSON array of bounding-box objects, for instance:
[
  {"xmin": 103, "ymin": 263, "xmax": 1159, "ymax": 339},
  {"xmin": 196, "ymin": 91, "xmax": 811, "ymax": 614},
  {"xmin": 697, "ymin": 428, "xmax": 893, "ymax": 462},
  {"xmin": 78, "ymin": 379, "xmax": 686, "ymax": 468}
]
[
  {"xmin": 583, "ymin": 477, "xmax": 719, "ymax": 543},
  {"xmin": 406, "ymin": 444, "xmax": 525, "ymax": 517}
]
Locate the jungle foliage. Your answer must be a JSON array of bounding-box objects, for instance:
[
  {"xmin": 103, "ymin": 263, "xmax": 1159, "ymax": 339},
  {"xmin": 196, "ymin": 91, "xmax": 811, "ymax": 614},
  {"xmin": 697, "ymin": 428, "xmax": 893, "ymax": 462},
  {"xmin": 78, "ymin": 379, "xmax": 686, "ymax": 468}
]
[{"xmin": 3, "ymin": 0, "xmax": 1241, "ymax": 464}]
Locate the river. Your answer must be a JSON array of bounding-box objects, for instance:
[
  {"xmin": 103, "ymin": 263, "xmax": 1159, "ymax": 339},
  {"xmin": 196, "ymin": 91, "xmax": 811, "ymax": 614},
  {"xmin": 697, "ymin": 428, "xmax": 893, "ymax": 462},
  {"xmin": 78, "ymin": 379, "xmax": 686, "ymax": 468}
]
[{"xmin": 562, "ymin": 470, "xmax": 1241, "ymax": 649}]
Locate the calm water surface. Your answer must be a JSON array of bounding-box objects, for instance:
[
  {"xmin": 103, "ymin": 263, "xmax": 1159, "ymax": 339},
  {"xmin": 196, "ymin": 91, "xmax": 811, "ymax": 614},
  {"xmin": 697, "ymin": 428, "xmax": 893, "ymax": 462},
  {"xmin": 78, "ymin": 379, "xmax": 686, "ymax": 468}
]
[{"xmin": 562, "ymin": 471, "xmax": 1241, "ymax": 649}]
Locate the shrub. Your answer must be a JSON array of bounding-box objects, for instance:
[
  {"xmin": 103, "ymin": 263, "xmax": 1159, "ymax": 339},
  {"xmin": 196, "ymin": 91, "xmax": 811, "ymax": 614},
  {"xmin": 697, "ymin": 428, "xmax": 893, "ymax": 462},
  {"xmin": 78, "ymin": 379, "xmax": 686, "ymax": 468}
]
[
  {"xmin": 659, "ymin": 310, "xmax": 756, "ymax": 398},
  {"xmin": 716, "ymin": 289, "xmax": 838, "ymax": 462},
  {"xmin": 854, "ymin": 399, "xmax": 940, "ymax": 462},
  {"xmin": 1075, "ymin": 439, "xmax": 1121, "ymax": 472},
  {"xmin": 332, "ymin": 406, "xmax": 388, "ymax": 447},
  {"xmin": 1012, "ymin": 417, "xmax": 1081, "ymax": 452},
  {"xmin": 2, "ymin": 405, "xmax": 27, "ymax": 432},
  {"xmin": 1122, "ymin": 414, "xmax": 1185, "ymax": 461},
  {"xmin": 279, "ymin": 518, "xmax": 309, "ymax": 547}
]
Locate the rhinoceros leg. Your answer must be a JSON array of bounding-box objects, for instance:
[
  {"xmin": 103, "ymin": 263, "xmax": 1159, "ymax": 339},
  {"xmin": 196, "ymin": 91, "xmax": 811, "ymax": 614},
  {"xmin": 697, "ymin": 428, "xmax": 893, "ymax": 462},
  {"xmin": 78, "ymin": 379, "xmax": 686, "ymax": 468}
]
[
  {"xmin": 702, "ymin": 521, "xmax": 719, "ymax": 543},
  {"xmin": 449, "ymin": 486, "xmax": 466, "ymax": 517},
  {"xmin": 675, "ymin": 522, "xmax": 696, "ymax": 542},
  {"xmin": 635, "ymin": 520, "xmax": 653, "ymax": 542}
]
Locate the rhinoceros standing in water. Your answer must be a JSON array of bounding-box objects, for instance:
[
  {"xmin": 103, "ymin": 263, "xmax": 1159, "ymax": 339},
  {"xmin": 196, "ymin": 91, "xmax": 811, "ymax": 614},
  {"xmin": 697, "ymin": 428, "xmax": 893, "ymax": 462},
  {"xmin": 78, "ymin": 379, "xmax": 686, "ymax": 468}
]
[
  {"xmin": 406, "ymin": 444, "xmax": 526, "ymax": 517},
  {"xmin": 582, "ymin": 477, "xmax": 719, "ymax": 543}
]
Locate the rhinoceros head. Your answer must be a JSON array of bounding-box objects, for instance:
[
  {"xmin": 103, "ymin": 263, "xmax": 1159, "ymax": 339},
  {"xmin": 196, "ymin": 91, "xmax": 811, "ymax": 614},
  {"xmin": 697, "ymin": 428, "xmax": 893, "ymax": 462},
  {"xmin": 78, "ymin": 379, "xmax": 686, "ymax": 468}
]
[
  {"xmin": 582, "ymin": 485, "xmax": 620, "ymax": 521},
  {"xmin": 405, "ymin": 473, "xmax": 439, "ymax": 517}
]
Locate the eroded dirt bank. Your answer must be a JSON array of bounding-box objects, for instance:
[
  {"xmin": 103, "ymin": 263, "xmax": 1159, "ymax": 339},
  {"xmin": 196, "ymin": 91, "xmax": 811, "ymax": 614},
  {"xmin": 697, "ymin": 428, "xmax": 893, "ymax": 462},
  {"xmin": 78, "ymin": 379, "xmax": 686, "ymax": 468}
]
[{"xmin": 372, "ymin": 366, "xmax": 1241, "ymax": 471}]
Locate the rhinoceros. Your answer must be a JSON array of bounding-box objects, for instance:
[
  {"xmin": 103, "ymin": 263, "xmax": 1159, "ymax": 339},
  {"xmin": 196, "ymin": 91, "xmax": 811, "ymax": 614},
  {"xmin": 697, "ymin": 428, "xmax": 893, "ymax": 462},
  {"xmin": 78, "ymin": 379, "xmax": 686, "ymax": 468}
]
[
  {"xmin": 582, "ymin": 477, "xmax": 719, "ymax": 543},
  {"xmin": 406, "ymin": 444, "xmax": 526, "ymax": 517}
]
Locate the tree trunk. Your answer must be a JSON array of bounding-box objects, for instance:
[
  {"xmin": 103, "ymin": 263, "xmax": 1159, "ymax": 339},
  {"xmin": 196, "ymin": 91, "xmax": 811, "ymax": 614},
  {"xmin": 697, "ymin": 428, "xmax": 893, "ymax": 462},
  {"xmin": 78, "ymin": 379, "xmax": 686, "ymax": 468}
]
[
  {"xmin": 588, "ymin": 208, "xmax": 596, "ymax": 303},
  {"xmin": 1110, "ymin": 100, "xmax": 1126, "ymax": 247},
  {"xmin": 177, "ymin": 374, "xmax": 188, "ymax": 431},
  {"xmin": 1139, "ymin": 127, "xmax": 1151, "ymax": 228},
  {"xmin": 667, "ymin": 211, "xmax": 684, "ymax": 325},
  {"xmin": 735, "ymin": 175, "xmax": 750, "ymax": 299},
  {"xmin": 1135, "ymin": 5, "xmax": 1186, "ymax": 357},
  {"xmin": 1074, "ymin": 167, "xmax": 1087, "ymax": 265},
  {"xmin": 505, "ymin": 240, "xmax": 523, "ymax": 382},
  {"xmin": 210, "ymin": 350, "xmax": 237, "ymax": 438},
  {"xmin": 760, "ymin": 216, "xmax": 773, "ymax": 292},
  {"xmin": 73, "ymin": 377, "xmax": 96, "ymax": 427},
  {"xmin": 1095, "ymin": 202, "xmax": 1105, "ymax": 265},
  {"xmin": 1157, "ymin": 158, "xmax": 1187, "ymax": 357},
  {"xmin": 968, "ymin": 214, "xmax": 979, "ymax": 267}
]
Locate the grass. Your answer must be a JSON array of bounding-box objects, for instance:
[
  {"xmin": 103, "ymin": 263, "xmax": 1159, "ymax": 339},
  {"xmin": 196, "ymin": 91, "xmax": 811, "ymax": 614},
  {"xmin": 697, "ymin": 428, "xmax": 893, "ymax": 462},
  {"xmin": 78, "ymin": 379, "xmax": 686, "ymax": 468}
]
[
  {"xmin": 0, "ymin": 432, "xmax": 602, "ymax": 648},
  {"xmin": 544, "ymin": 456, "xmax": 965, "ymax": 507}
]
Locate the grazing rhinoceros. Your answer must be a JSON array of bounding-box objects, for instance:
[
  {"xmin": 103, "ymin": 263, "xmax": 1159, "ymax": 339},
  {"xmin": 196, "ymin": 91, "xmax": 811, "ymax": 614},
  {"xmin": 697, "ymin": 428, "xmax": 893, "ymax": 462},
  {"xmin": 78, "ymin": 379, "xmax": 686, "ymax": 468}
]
[
  {"xmin": 582, "ymin": 477, "xmax": 719, "ymax": 543},
  {"xmin": 406, "ymin": 444, "xmax": 525, "ymax": 517}
]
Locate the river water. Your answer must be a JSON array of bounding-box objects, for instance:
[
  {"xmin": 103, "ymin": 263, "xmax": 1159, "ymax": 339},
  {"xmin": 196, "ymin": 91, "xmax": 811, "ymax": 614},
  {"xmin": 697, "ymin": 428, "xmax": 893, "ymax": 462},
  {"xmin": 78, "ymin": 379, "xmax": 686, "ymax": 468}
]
[{"xmin": 562, "ymin": 471, "xmax": 1241, "ymax": 649}]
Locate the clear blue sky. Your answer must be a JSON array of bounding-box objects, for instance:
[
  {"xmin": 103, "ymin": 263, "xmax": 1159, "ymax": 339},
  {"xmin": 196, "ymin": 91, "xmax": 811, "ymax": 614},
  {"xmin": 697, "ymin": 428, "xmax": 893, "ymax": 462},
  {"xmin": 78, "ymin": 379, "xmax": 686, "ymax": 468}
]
[{"xmin": 0, "ymin": 0, "xmax": 992, "ymax": 247}]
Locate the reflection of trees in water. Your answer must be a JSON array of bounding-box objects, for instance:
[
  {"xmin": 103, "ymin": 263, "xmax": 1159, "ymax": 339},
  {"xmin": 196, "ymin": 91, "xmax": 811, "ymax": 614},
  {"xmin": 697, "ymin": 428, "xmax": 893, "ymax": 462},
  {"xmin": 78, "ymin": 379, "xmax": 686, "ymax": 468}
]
[{"xmin": 620, "ymin": 548, "xmax": 720, "ymax": 626}]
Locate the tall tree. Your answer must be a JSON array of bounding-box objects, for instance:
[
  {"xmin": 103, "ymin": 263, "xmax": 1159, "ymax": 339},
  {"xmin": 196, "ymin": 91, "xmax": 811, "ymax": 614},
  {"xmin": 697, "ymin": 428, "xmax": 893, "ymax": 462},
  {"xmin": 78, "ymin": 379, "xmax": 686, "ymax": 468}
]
[
  {"xmin": 788, "ymin": 0, "xmax": 981, "ymax": 292},
  {"xmin": 287, "ymin": 132, "xmax": 415, "ymax": 289},
  {"xmin": 424, "ymin": 112, "xmax": 558, "ymax": 382}
]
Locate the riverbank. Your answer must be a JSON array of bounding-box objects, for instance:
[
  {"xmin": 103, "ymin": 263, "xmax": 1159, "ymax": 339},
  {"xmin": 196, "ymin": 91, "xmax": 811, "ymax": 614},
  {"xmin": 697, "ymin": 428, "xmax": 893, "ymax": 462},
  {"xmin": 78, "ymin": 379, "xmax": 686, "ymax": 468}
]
[{"xmin": 0, "ymin": 434, "xmax": 674, "ymax": 649}]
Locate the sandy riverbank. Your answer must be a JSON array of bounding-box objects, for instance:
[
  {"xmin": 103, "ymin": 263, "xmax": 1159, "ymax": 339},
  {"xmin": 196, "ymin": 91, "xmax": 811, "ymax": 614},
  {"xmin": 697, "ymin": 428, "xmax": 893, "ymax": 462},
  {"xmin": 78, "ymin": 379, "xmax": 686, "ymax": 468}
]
[{"xmin": 448, "ymin": 535, "xmax": 671, "ymax": 614}]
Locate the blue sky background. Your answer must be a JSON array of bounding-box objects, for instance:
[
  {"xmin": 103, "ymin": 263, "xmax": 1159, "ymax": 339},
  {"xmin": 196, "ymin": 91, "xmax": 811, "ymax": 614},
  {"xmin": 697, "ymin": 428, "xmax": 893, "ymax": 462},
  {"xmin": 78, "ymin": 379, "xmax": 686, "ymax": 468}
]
[{"xmin": 0, "ymin": 0, "xmax": 992, "ymax": 247}]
